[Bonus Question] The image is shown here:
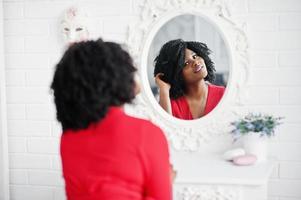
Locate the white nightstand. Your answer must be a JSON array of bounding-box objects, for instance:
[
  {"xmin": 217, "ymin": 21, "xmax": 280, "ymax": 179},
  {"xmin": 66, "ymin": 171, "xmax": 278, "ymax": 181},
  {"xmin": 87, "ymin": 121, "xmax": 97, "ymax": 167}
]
[{"xmin": 172, "ymin": 154, "xmax": 275, "ymax": 200}]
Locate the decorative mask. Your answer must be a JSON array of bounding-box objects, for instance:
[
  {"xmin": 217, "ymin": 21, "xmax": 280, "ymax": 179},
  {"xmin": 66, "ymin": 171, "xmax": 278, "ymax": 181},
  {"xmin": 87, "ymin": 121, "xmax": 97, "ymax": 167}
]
[{"xmin": 61, "ymin": 7, "xmax": 89, "ymax": 46}]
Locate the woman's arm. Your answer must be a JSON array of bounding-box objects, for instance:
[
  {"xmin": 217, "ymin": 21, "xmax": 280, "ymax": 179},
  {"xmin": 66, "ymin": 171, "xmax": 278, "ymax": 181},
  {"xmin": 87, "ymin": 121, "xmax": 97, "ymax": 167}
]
[
  {"xmin": 143, "ymin": 125, "xmax": 172, "ymax": 200},
  {"xmin": 155, "ymin": 73, "xmax": 172, "ymax": 114}
]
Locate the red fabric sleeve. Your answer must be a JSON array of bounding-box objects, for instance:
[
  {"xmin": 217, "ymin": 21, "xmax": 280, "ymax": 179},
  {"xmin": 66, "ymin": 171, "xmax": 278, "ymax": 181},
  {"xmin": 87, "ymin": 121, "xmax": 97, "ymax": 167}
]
[{"xmin": 141, "ymin": 125, "xmax": 172, "ymax": 200}]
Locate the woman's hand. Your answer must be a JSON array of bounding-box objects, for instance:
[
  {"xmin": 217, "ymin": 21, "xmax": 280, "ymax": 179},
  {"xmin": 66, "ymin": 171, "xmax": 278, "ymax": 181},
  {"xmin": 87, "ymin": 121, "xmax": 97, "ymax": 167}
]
[
  {"xmin": 155, "ymin": 73, "xmax": 170, "ymax": 93},
  {"xmin": 170, "ymin": 164, "xmax": 177, "ymax": 183},
  {"xmin": 154, "ymin": 73, "xmax": 172, "ymax": 114}
]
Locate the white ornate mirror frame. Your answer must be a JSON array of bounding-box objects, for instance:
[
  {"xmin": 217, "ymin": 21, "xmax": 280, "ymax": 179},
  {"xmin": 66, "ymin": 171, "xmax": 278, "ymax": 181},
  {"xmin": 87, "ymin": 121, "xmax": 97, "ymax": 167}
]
[{"xmin": 125, "ymin": 0, "xmax": 250, "ymax": 151}]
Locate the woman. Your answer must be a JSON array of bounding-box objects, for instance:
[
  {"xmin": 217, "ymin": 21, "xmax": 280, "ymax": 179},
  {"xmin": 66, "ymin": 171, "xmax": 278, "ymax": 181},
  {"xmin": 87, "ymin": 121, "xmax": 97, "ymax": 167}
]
[
  {"xmin": 51, "ymin": 39, "xmax": 172, "ymax": 200},
  {"xmin": 154, "ymin": 39, "xmax": 225, "ymax": 120}
]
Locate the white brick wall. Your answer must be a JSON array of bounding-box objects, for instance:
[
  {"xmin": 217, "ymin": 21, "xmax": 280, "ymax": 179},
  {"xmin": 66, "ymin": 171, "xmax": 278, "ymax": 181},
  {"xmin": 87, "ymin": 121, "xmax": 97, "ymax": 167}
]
[
  {"xmin": 279, "ymin": 51, "xmax": 301, "ymax": 67},
  {"xmin": 9, "ymin": 170, "xmax": 28, "ymax": 185},
  {"xmin": 7, "ymin": 120, "xmax": 51, "ymax": 137},
  {"xmin": 10, "ymin": 185, "xmax": 54, "ymax": 200},
  {"xmin": 27, "ymin": 170, "xmax": 64, "ymax": 186},
  {"xmin": 245, "ymin": 1, "xmax": 301, "ymax": 198},
  {"xmin": 249, "ymin": 0, "xmax": 301, "ymax": 12},
  {"xmin": 3, "ymin": 2, "xmax": 24, "ymax": 19},
  {"xmin": 279, "ymin": 198, "xmax": 301, "ymax": 200},
  {"xmin": 9, "ymin": 154, "xmax": 52, "ymax": 169},
  {"xmin": 250, "ymin": 51, "xmax": 277, "ymax": 67},
  {"xmin": 2, "ymin": 0, "xmax": 301, "ymax": 200}
]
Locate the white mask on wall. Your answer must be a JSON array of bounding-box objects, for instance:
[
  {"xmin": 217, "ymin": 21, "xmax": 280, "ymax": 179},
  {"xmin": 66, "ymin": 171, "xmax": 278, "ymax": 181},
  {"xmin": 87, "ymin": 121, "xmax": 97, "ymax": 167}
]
[{"xmin": 61, "ymin": 7, "xmax": 89, "ymax": 46}]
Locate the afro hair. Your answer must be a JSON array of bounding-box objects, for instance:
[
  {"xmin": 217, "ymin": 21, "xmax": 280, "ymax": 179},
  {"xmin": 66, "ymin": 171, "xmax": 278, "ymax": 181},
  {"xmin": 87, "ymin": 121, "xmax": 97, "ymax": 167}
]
[
  {"xmin": 51, "ymin": 39, "xmax": 136, "ymax": 131},
  {"xmin": 154, "ymin": 39, "xmax": 216, "ymax": 99}
]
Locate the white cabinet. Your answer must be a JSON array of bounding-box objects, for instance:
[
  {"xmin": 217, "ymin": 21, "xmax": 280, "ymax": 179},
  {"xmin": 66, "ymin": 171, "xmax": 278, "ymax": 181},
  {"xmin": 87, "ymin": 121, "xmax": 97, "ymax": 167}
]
[{"xmin": 172, "ymin": 155, "xmax": 275, "ymax": 200}]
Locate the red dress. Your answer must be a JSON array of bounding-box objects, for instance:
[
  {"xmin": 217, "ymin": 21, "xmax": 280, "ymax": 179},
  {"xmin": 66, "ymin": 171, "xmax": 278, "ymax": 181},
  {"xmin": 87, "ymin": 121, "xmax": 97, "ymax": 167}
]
[
  {"xmin": 60, "ymin": 107, "xmax": 172, "ymax": 200},
  {"xmin": 171, "ymin": 84, "xmax": 225, "ymax": 120}
]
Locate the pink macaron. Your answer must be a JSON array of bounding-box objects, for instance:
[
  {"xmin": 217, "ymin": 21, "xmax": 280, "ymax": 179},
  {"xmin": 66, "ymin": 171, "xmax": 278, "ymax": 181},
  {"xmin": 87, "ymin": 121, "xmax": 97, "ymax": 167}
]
[{"xmin": 232, "ymin": 154, "xmax": 257, "ymax": 166}]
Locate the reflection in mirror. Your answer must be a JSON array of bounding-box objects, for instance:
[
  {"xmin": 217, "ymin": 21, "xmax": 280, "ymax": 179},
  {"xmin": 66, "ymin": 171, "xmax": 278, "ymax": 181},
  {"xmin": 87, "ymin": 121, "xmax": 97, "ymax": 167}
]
[{"xmin": 148, "ymin": 14, "xmax": 230, "ymax": 120}]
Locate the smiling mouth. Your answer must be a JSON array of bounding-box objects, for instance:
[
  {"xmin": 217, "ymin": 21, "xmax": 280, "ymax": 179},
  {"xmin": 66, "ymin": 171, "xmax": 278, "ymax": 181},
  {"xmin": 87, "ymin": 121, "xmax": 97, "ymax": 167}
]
[{"xmin": 194, "ymin": 65, "xmax": 204, "ymax": 73}]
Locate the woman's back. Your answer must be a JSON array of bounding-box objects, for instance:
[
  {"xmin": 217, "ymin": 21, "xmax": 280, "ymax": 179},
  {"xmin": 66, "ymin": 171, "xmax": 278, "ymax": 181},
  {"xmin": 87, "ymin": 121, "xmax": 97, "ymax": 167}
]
[
  {"xmin": 51, "ymin": 40, "xmax": 172, "ymax": 200},
  {"xmin": 61, "ymin": 107, "xmax": 171, "ymax": 200}
]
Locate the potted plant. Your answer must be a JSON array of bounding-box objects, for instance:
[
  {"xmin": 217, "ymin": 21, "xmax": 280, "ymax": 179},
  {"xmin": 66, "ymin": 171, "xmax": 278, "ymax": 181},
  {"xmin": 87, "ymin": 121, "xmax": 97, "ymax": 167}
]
[{"xmin": 230, "ymin": 113, "xmax": 283, "ymax": 162}]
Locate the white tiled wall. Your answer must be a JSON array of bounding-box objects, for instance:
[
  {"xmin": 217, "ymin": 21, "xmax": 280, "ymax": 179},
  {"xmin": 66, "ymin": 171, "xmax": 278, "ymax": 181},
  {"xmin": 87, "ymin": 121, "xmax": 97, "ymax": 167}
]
[{"xmin": 2, "ymin": 0, "xmax": 301, "ymax": 200}]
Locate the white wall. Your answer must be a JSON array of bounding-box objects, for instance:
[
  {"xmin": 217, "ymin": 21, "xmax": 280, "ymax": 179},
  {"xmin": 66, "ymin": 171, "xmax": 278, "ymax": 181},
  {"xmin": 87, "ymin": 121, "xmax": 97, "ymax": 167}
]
[
  {"xmin": 2, "ymin": 0, "xmax": 301, "ymax": 200},
  {"xmin": 0, "ymin": 0, "xmax": 10, "ymax": 199}
]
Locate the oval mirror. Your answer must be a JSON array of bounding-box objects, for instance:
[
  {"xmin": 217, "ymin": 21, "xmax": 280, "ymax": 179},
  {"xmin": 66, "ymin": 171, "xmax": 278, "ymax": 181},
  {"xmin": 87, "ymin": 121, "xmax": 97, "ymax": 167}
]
[
  {"xmin": 147, "ymin": 14, "xmax": 230, "ymax": 120},
  {"xmin": 126, "ymin": 2, "xmax": 249, "ymax": 150}
]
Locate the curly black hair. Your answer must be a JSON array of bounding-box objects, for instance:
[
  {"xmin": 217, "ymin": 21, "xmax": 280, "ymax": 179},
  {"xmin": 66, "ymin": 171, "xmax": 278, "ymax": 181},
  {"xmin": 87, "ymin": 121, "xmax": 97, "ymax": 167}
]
[
  {"xmin": 154, "ymin": 39, "xmax": 215, "ymax": 99},
  {"xmin": 51, "ymin": 39, "xmax": 136, "ymax": 131}
]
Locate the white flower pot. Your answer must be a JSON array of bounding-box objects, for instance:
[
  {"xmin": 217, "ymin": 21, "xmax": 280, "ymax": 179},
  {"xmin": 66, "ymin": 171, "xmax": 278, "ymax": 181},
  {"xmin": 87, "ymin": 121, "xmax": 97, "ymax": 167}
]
[{"xmin": 242, "ymin": 132, "xmax": 268, "ymax": 162}]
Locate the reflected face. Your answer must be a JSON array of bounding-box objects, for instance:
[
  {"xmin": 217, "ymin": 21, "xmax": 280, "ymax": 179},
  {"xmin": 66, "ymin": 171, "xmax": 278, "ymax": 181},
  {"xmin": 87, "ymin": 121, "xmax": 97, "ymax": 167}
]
[{"xmin": 182, "ymin": 48, "xmax": 208, "ymax": 84}]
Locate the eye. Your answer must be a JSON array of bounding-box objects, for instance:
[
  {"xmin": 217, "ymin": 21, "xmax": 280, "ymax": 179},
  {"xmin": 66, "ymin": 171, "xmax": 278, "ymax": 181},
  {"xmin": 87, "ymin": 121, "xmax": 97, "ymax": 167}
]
[
  {"xmin": 64, "ymin": 27, "xmax": 70, "ymax": 31},
  {"xmin": 76, "ymin": 27, "xmax": 83, "ymax": 31},
  {"xmin": 192, "ymin": 54, "xmax": 198, "ymax": 59},
  {"xmin": 184, "ymin": 61, "xmax": 189, "ymax": 66}
]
